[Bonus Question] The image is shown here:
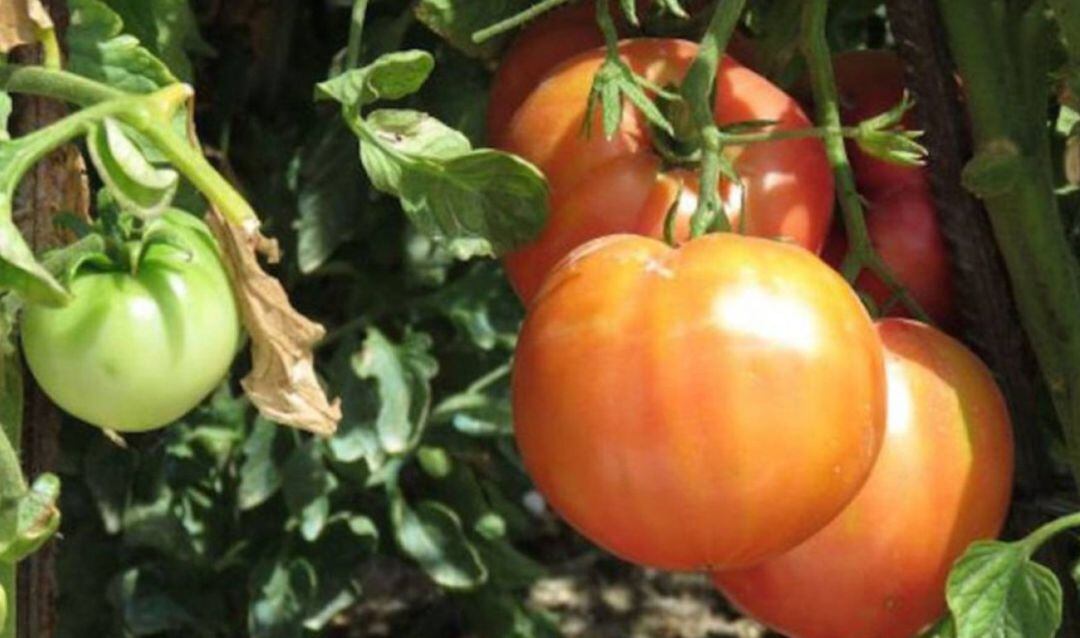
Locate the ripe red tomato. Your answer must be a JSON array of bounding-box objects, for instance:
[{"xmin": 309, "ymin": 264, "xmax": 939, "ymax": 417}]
[
  {"xmin": 512, "ymin": 233, "xmax": 886, "ymax": 570},
  {"xmin": 833, "ymin": 50, "xmax": 924, "ymax": 196},
  {"xmin": 714, "ymin": 318, "xmax": 1014, "ymax": 638},
  {"xmin": 499, "ymin": 39, "xmax": 834, "ymax": 302},
  {"xmin": 823, "ymin": 185, "xmax": 955, "ymax": 325}
]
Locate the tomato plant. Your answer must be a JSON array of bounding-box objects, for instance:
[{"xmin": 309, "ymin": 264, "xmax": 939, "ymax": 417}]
[
  {"xmin": 714, "ymin": 318, "xmax": 1015, "ymax": 638},
  {"xmin": 0, "ymin": 0, "xmax": 1079, "ymax": 636},
  {"xmin": 498, "ymin": 38, "xmax": 834, "ymax": 302},
  {"xmin": 21, "ymin": 210, "xmax": 241, "ymax": 432},
  {"xmin": 512, "ymin": 232, "xmax": 886, "ymax": 570}
]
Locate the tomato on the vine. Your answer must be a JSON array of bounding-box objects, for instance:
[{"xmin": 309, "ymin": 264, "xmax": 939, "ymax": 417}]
[
  {"xmin": 487, "ymin": 1, "xmax": 733, "ymax": 146},
  {"xmin": 823, "ymin": 186, "xmax": 955, "ymax": 325},
  {"xmin": 498, "ymin": 39, "xmax": 834, "ymax": 302},
  {"xmin": 512, "ymin": 232, "xmax": 886, "ymax": 570},
  {"xmin": 22, "ymin": 209, "xmax": 242, "ymax": 432},
  {"xmin": 714, "ymin": 318, "xmax": 1014, "ymax": 638}
]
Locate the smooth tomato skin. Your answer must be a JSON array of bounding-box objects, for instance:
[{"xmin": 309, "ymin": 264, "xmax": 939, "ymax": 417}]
[
  {"xmin": 22, "ymin": 210, "xmax": 242, "ymax": 432},
  {"xmin": 501, "ymin": 39, "xmax": 834, "ymax": 302},
  {"xmin": 486, "ymin": 2, "xmax": 604, "ymax": 147},
  {"xmin": 714, "ymin": 319, "xmax": 1014, "ymax": 638},
  {"xmin": 512, "ymin": 233, "xmax": 886, "ymax": 570},
  {"xmin": 823, "ymin": 186, "xmax": 955, "ymax": 326},
  {"xmin": 832, "ymin": 50, "xmax": 924, "ymax": 197}
]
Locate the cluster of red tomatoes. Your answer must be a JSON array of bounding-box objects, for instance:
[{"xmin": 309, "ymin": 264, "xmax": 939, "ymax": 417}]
[{"xmin": 491, "ymin": 4, "xmax": 1015, "ymax": 638}]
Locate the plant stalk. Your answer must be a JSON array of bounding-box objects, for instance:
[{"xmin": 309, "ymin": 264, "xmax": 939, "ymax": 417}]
[
  {"xmin": 472, "ymin": 0, "xmax": 575, "ymax": 43},
  {"xmin": 938, "ymin": 0, "xmax": 1080, "ymax": 488},
  {"xmin": 683, "ymin": 0, "xmax": 745, "ymax": 236}
]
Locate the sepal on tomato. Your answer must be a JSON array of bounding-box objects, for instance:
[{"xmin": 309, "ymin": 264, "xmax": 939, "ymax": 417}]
[{"xmin": 853, "ymin": 92, "xmax": 927, "ymax": 168}]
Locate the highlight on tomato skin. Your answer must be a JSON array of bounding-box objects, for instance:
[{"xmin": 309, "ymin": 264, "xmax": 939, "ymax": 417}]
[
  {"xmin": 497, "ymin": 38, "xmax": 835, "ymax": 304},
  {"xmin": 511, "ymin": 232, "xmax": 886, "ymax": 572},
  {"xmin": 713, "ymin": 318, "xmax": 1015, "ymax": 638}
]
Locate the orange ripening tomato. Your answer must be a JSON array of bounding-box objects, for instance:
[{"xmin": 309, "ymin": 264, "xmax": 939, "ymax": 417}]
[
  {"xmin": 486, "ymin": 2, "xmax": 605, "ymax": 147},
  {"xmin": 714, "ymin": 318, "xmax": 1014, "ymax": 638},
  {"xmin": 833, "ymin": 50, "xmax": 925, "ymax": 197},
  {"xmin": 512, "ymin": 233, "xmax": 886, "ymax": 570},
  {"xmin": 487, "ymin": 1, "xmax": 743, "ymax": 147},
  {"xmin": 822, "ymin": 185, "xmax": 955, "ymax": 326},
  {"xmin": 500, "ymin": 39, "xmax": 834, "ymax": 303}
]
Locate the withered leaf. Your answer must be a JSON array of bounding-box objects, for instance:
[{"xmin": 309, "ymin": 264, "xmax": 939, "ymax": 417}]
[
  {"xmin": 207, "ymin": 211, "xmax": 341, "ymax": 437},
  {"xmin": 0, "ymin": 0, "xmax": 52, "ymax": 54}
]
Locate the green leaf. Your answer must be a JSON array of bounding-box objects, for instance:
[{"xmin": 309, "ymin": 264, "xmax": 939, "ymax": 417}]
[
  {"xmin": 0, "ymin": 473, "xmax": 61, "ymax": 563},
  {"xmin": 391, "ymin": 495, "xmax": 487, "ymax": 590},
  {"xmin": 99, "ymin": 0, "xmax": 214, "ymax": 82},
  {"xmin": 316, "ymin": 50, "xmax": 435, "ymax": 110},
  {"xmin": 946, "ymin": 540, "xmax": 1063, "ymax": 638},
  {"xmin": 325, "ymin": 337, "xmax": 385, "ymax": 470},
  {"xmin": 292, "ymin": 119, "xmax": 371, "ymax": 274},
  {"xmin": 0, "ymin": 92, "xmax": 11, "ymax": 141},
  {"xmin": 86, "ymin": 118, "xmax": 179, "ymax": 219},
  {"xmin": 281, "ymin": 442, "xmax": 334, "ymax": 542},
  {"xmin": 433, "ymin": 391, "xmax": 513, "ymax": 436},
  {"xmin": 359, "ymin": 109, "xmax": 548, "ymax": 259},
  {"xmin": 921, "ymin": 616, "xmax": 958, "ymax": 638},
  {"xmin": 418, "ymin": 446, "xmax": 453, "ymax": 479},
  {"xmin": 0, "ymin": 189, "xmax": 69, "ymax": 306},
  {"xmin": 415, "ymin": 0, "xmax": 536, "ymax": 59},
  {"xmin": 248, "ymin": 557, "xmax": 318, "ymax": 638},
  {"xmin": 238, "ymin": 419, "xmax": 283, "ymax": 511},
  {"xmin": 360, "ymin": 109, "xmax": 471, "ymax": 194},
  {"xmin": 652, "ymin": 0, "xmax": 689, "ymax": 18},
  {"xmin": 67, "ymin": 0, "xmax": 178, "ymax": 92},
  {"xmin": 353, "ymin": 328, "xmax": 438, "ymax": 456}
]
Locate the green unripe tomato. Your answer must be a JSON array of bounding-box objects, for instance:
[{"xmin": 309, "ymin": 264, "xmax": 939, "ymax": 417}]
[{"xmin": 21, "ymin": 210, "xmax": 242, "ymax": 432}]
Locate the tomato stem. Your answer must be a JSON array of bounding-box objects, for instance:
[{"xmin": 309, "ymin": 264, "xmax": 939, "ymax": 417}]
[
  {"xmin": 345, "ymin": 0, "xmax": 370, "ymax": 70},
  {"xmin": 1020, "ymin": 510, "xmax": 1080, "ymax": 557},
  {"xmin": 800, "ymin": 0, "xmax": 929, "ymax": 323},
  {"xmin": 683, "ymin": 0, "xmax": 746, "ymax": 238},
  {"xmin": 0, "ymin": 67, "xmax": 260, "ymax": 232},
  {"xmin": 0, "ymin": 64, "xmax": 123, "ymax": 106},
  {"xmin": 472, "ymin": 0, "xmax": 576, "ymax": 44}
]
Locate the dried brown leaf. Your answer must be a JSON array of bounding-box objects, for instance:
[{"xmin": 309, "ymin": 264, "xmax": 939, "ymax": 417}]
[
  {"xmin": 207, "ymin": 211, "xmax": 341, "ymax": 437},
  {"xmin": 0, "ymin": 0, "xmax": 52, "ymax": 53}
]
